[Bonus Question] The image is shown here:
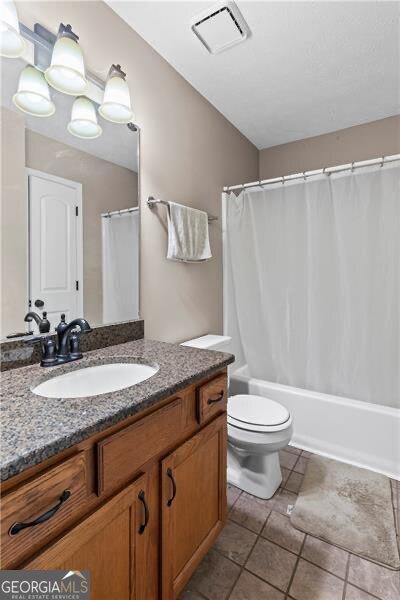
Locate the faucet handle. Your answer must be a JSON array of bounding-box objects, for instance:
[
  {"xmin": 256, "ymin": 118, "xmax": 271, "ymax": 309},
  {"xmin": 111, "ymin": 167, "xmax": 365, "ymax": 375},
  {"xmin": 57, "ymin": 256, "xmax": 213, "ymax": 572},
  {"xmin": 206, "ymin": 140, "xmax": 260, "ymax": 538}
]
[
  {"xmin": 69, "ymin": 331, "xmax": 82, "ymax": 360},
  {"xmin": 41, "ymin": 338, "xmax": 58, "ymax": 367},
  {"xmin": 56, "ymin": 314, "xmax": 68, "ymax": 334}
]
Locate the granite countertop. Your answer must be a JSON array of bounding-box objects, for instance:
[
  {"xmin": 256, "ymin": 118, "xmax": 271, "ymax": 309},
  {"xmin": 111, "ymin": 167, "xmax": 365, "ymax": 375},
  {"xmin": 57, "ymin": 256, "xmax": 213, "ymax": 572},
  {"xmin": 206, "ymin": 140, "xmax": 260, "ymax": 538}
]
[{"xmin": 0, "ymin": 339, "xmax": 234, "ymax": 481}]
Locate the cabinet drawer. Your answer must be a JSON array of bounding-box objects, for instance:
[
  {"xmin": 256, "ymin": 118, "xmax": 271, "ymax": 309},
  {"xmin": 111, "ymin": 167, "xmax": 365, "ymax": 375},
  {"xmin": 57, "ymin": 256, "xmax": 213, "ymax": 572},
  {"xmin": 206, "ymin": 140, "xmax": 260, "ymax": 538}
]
[
  {"xmin": 97, "ymin": 397, "xmax": 184, "ymax": 495},
  {"xmin": 197, "ymin": 374, "xmax": 227, "ymax": 424},
  {"xmin": 1, "ymin": 452, "xmax": 88, "ymax": 568}
]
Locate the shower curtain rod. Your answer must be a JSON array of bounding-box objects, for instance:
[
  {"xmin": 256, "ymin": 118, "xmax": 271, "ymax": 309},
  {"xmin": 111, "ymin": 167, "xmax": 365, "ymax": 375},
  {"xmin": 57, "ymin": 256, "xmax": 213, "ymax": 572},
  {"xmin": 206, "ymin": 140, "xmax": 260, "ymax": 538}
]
[
  {"xmin": 223, "ymin": 153, "xmax": 400, "ymax": 192},
  {"xmin": 101, "ymin": 206, "xmax": 138, "ymax": 218}
]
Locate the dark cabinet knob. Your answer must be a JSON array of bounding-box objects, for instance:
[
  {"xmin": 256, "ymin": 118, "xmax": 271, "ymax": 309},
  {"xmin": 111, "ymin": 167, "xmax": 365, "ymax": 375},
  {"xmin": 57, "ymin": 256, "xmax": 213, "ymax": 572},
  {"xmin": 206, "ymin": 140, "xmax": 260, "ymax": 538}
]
[{"xmin": 34, "ymin": 299, "xmax": 44, "ymax": 308}]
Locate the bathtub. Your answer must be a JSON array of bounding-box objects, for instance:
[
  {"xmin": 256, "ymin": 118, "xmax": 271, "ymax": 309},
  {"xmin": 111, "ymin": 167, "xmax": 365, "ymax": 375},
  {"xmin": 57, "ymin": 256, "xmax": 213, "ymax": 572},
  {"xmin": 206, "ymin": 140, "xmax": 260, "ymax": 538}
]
[{"xmin": 230, "ymin": 365, "xmax": 400, "ymax": 480}]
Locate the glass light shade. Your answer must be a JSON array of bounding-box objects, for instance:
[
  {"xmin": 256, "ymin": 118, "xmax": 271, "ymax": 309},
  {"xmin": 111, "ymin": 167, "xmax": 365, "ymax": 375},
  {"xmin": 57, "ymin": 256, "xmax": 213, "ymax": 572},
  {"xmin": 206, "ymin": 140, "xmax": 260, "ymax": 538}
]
[
  {"xmin": 99, "ymin": 73, "xmax": 133, "ymax": 124},
  {"xmin": 0, "ymin": 0, "xmax": 25, "ymax": 57},
  {"xmin": 13, "ymin": 65, "xmax": 55, "ymax": 117},
  {"xmin": 67, "ymin": 96, "xmax": 102, "ymax": 139},
  {"xmin": 45, "ymin": 35, "xmax": 87, "ymax": 95}
]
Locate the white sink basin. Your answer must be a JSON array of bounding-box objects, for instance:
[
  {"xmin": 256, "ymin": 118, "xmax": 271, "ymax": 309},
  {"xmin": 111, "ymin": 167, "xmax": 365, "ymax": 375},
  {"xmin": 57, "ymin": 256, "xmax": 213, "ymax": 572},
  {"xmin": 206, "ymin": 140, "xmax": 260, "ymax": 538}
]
[{"xmin": 32, "ymin": 362, "xmax": 159, "ymax": 399}]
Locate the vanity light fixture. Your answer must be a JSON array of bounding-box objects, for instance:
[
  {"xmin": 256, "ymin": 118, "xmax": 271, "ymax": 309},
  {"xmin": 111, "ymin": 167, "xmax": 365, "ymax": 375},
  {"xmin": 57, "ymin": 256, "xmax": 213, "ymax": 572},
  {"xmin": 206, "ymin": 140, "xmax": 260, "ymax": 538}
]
[
  {"xmin": 99, "ymin": 64, "xmax": 133, "ymax": 124},
  {"xmin": 45, "ymin": 23, "xmax": 87, "ymax": 96},
  {"xmin": 67, "ymin": 96, "xmax": 102, "ymax": 139},
  {"xmin": 0, "ymin": 0, "xmax": 25, "ymax": 57},
  {"xmin": 13, "ymin": 65, "xmax": 55, "ymax": 117}
]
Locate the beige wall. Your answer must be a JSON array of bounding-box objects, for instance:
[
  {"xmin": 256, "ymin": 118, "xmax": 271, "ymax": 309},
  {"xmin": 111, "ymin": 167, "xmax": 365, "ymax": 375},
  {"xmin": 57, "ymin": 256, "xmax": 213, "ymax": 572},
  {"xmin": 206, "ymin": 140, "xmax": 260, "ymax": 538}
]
[
  {"xmin": 259, "ymin": 116, "xmax": 400, "ymax": 179},
  {"xmin": 0, "ymin": 108, "xmax": 27, "ymax": 337},
  {"xmin": 17, "ymin": 1, "xmax": 259, "ymax": 343},
  {"xmin": 26, "ymin": 130, "xmax": 137, "ymax": 326}
]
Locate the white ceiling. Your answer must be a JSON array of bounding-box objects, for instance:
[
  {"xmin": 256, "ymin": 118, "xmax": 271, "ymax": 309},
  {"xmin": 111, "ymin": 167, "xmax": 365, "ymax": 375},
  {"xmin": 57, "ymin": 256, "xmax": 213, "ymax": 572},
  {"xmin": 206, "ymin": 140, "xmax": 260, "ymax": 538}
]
[
  {"xmin": 106, "ymin": 0, "xmax": 400, "ymax": 149},
  {"xmin": 1, "ymin": 58, "xmax": 138, "ymax": 171}
]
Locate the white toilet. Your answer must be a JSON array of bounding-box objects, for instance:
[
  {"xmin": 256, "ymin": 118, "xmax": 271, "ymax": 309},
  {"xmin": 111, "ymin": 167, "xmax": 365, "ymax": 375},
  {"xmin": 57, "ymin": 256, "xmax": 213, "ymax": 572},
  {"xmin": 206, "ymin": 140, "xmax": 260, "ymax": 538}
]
[{"xmin": 181, "ymin": 334, "xmax": 293, "ymax": 499}]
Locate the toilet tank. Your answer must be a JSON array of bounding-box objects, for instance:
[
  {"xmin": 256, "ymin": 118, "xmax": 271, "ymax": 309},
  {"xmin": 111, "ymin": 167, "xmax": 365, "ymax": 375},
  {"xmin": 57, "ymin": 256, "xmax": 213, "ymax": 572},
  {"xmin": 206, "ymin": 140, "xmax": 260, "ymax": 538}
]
[{"xmin": 181, "ymin": 334, "xmax": 233, "ymax": 353}]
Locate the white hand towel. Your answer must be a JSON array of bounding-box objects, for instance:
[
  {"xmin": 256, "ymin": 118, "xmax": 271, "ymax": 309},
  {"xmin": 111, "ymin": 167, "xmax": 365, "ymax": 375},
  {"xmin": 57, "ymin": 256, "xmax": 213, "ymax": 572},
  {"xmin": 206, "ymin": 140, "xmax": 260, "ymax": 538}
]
[{"xmin": 167, "ymin": 201, "xmax": 212, "ymax": 262}]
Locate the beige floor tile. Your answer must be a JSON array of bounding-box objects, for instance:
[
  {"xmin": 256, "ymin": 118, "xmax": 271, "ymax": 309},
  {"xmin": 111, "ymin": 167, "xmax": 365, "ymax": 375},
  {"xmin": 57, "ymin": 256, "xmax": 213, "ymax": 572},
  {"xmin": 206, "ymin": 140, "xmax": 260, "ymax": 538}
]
[
  {"xmin": 246, "ymin": 538, "xmax": 297, "ymax": 592},
  {"xmin": 214, "ymin": 521, "xmax": 257, "ymax": 565},
  {"xmin": 185, "ymin": 548, "xmax": 240, "ymax": 600},
  {"xmin": 262, "ymin": 511, "xmax": 305, "ymax": 554},
  {"xmin": 281, "ymin": 467, "xmax": 291, "ymax": 486},
  {"xmin": 286, "ymin": 445, "xmax": 302, "ymax": 456},
  {"xmin": 229, "ymin": 491, "xmax": 272, "ymax": 533},
  {"xmin": 279, "ymin": 450, "xmax": 298, "ymax": 470},
  {"xmin": 289, "ymin": 559, "xmax": 344, "ymax": 600},
  {"xmin": 228, "ymin": 484, "xmax": 242, "ymax": 510},
  {"xmin": 345, "ymin": 584, "xmax": 378, "ymax": 599},
  {"xmin": 273, "ymin": 488, "xmax": 298, "ymax": 516},
  {"xmin": 285, "ymin": 471, "xmax": 304, "ymax": 494},
  {"xmin": 179, "ymin": 591, "xmax": 206, "ymax": 600},
  {"xmin": 230, "ymin": 570, "xmax": 285, "ymax": 600},
  {"xmin": 302, "ymin": 536, "xmax": 348, "ymax": 578},
  {"xmin": 293, "ymin": 456, "xmax": 308, "ymax": 475},
  {"xmin": 348, "ymin": 555, "xmax": 400, "ymax": 600}
]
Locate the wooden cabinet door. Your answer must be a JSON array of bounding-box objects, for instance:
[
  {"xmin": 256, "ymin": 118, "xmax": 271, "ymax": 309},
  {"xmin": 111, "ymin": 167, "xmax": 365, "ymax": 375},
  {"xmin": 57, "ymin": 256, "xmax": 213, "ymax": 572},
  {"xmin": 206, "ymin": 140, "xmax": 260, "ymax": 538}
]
[
  {"xmin": 161, "ymin": 414, "xmax": 227, "ymax": 599},
  {"xmin": 24, "ymin": 474, "xmax": 150, "ymax": 600}
]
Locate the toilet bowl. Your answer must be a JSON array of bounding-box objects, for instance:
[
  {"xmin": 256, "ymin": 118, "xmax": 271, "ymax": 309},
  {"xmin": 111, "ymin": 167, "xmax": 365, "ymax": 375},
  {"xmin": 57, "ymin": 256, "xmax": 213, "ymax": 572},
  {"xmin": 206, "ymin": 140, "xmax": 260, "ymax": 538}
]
[
  {"xmin": 181, "ymin": 334, "xmax": 293, "ymax": 500},
  {"xmin": 227, "ymin": 394, "xmax": 293, "ymax": 499}
]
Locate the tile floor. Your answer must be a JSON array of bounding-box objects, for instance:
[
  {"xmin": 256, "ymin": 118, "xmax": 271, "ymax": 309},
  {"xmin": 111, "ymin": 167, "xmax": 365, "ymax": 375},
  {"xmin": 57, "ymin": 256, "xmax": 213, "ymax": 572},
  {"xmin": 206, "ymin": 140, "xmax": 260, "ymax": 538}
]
[{"xmin": 181, "ymin": 447, "xmax": 400, "ymax": 600}]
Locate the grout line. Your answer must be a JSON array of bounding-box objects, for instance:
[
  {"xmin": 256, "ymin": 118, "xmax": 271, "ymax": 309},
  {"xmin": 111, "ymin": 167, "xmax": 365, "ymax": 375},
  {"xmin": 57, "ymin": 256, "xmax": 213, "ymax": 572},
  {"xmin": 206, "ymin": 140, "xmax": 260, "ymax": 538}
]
[
  {"xmin": 225, "ymin": 514, "xmax": 261, "ymax": 599},
  {"xmin": 344, "ymin": 581, "xmax": 383, "ymax": 600},
  {"xmin": 243, "ymin": 566, "xmax": 293, "ymax": 597},
  {"xmin": 285, "ymin": 531, "xmax": 308, "ymax": 597},
  {"xmin": 234, "ymin": 516, "xmax": 390, "ymax": 592},
  {"xmin": 345, "ymin": 552, "xmax": 390, "ymax": 600},
  {"xmin": 342, "ymin": 553, "xmax": 351, "ymax": 600}
]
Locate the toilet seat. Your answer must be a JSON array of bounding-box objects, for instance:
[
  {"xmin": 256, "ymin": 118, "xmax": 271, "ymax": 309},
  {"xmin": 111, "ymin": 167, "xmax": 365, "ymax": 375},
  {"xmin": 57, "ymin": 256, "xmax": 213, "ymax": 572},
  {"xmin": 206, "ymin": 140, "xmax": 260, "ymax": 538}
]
[{"xmin": 228, "ymin": 394, "xmax": 291, "ymax": 433}]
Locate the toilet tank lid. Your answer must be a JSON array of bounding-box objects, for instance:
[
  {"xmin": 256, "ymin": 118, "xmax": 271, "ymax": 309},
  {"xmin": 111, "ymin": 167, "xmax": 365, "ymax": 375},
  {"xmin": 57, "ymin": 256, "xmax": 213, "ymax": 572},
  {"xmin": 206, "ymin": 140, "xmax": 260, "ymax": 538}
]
[{"xmin": 181, "ymin": 334, "xmax": 232, "ymax": 350}]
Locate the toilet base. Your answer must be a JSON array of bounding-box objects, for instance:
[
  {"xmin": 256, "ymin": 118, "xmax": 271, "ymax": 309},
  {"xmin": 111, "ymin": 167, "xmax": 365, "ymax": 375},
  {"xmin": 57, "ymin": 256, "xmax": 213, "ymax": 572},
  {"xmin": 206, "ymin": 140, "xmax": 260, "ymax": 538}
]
[{"xmin": 227, "ymin": 444, "xmax": 282, "ymax": 500}]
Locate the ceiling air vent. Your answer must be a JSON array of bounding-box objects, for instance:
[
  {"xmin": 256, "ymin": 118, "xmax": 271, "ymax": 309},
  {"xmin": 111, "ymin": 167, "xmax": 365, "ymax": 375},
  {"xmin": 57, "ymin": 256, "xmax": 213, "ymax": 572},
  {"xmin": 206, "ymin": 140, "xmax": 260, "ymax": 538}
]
[{"xmin": 191, "ymin": 1, "xmax": 250, "ymax": 54}]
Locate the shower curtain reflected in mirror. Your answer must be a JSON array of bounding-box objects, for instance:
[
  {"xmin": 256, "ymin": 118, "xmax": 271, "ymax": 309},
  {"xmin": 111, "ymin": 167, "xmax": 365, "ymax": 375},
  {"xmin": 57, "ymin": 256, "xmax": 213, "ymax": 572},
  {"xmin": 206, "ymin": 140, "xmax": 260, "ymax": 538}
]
[
  {"xmin": 224, "ymin": 162, "xmax": 399, "ymax": 408},
  {"xmin": 102, "ymin": 210, "xmax": 139, "ymax": 324}
]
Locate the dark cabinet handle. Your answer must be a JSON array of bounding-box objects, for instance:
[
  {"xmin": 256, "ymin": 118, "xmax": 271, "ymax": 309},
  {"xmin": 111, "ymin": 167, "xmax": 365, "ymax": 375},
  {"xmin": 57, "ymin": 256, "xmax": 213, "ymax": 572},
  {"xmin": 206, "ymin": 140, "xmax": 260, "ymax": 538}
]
[
  {"xmin": 166, "ymin": 468, "xmax": 177, "ymax": 507},
  {"xmin": 138, "ymin": 490, "xmax": 149, "ymax": 535},
  {"xmin": 207, "ymin": 391, "xmax": 224, "ymax": 405},
  {"xmin": 34, "ymin": 299, "xmax": 45, "ymax": 308},
  {"xmin": 9, "ymin": 490, "xmax": 71, "ymax": 536}
]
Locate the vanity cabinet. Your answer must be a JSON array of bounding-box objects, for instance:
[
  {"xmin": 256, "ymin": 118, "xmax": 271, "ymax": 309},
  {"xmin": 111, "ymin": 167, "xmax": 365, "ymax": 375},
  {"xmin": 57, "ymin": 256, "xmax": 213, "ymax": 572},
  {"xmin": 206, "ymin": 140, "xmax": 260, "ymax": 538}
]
[
  {"xmin": 1, "ymin": 370, "xmax": 228, "ymax": 600},
  {"xmin": 24, "ymin": 474, "xmax": 148, "ymax": 600},
  {"xmin": 161, "ymin": 414, "xmax": 227, "ymax": 599}
]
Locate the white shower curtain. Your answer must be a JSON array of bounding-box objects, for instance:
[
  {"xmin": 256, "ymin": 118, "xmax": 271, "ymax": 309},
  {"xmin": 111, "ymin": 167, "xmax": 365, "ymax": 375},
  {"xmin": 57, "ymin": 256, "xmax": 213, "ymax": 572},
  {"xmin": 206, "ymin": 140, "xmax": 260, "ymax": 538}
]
[
  {"xmin": 102, "ymin": 210, "xmax": 139, "ymax": 324},
  {"xmin": 225, "ymin": 162, "xmax": 400, "ymax": 408}
]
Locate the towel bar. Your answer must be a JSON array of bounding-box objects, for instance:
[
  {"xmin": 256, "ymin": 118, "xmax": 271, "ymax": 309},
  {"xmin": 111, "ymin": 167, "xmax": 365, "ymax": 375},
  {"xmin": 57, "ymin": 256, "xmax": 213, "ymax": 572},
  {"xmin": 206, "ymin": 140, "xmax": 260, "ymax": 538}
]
[{"xmin": 147, "ymin": 196, "xmax": 218, "ymax": 222}]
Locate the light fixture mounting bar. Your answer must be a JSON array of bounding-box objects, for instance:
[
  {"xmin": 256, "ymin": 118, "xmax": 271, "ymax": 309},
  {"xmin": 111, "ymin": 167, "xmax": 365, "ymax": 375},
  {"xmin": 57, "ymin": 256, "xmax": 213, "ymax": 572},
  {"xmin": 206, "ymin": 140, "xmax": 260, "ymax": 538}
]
[{"xmin": 19, "ymin": 21, "xmax": 105, "ymax": 91}]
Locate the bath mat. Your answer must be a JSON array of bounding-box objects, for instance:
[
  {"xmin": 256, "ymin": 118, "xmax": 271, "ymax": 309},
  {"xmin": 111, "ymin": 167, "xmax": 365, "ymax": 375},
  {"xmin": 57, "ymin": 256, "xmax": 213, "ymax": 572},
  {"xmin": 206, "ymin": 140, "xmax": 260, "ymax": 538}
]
[{"xmin": 291, "ymin": 455, "xmax": 400, "ymax": 569}]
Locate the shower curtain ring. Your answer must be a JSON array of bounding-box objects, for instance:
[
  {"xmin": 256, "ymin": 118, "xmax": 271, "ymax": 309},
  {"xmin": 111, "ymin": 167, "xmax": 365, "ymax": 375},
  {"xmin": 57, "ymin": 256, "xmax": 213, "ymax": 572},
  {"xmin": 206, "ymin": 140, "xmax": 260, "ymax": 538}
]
[
  {"xmin": 351, "ymin": 162, "xmax": 355, "ymax": 172},
  {"xmin": 303, "ymin": 172, "xmax": 306, "ymax": 181},
  {"xmin": 380, "ymin": 156, "xmax": 385, "ymax": 167}
]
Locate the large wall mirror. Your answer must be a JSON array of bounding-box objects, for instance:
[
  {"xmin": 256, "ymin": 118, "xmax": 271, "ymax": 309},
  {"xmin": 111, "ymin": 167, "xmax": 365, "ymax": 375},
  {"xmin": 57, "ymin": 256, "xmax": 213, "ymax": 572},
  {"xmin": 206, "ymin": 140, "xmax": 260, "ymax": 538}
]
[{"xmin": 1, "ymin": 57, "xmax": 140, "ymax": 339}]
